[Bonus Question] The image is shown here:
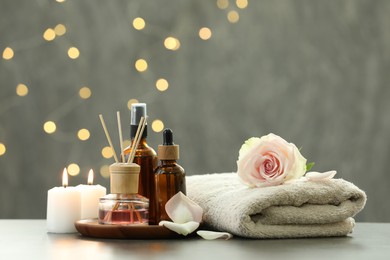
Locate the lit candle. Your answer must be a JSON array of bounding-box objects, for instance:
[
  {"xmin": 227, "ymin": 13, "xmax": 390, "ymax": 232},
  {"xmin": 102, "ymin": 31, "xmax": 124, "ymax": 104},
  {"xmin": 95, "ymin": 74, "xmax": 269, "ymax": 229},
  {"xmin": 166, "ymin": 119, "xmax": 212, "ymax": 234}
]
[
  {"xmin": 77, "ymin": 169, "xmax": 107, "ymax": 219},
  {"xmin": 47, "ymin": 168, "xmax": 81, "ymax": 233}
]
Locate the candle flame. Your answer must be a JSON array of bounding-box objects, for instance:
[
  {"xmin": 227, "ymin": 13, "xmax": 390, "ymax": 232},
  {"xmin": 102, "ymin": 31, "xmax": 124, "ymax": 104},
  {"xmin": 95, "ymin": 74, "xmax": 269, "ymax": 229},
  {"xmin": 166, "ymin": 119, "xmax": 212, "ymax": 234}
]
[
  {"xmin": 87, "ymin": 169, "xmax": 94, "ymax": 185},
  {"xmin": 62, "ymin": 168, "xmax": 68, "ymax": 188}
]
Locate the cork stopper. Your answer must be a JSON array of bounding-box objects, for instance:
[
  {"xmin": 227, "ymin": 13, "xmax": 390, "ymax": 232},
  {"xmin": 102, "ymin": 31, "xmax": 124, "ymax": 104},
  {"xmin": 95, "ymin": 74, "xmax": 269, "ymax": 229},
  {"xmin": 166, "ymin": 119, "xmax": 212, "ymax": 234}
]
[
  {"xmin": 158, "ymin": 128, "xmax": 179, "ymax": 160},
  {"xmin": 109, "ymin": 163, "xmax": 140, "ymax": 194}
]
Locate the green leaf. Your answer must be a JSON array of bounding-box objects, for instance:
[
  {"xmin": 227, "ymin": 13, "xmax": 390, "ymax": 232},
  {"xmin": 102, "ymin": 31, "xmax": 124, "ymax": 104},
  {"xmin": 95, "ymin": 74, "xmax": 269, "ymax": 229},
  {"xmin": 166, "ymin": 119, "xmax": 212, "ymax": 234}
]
[{"xmin": 306, "ymin": 162, "xmax": 315, "ymax": 171}]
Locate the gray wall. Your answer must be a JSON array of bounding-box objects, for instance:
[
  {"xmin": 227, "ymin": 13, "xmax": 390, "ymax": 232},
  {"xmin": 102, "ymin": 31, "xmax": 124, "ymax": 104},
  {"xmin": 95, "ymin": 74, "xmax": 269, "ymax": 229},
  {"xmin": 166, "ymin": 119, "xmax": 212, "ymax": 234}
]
[{"xmin": 1, "ymin": 0, "xmax": 389, "ymax": 222}]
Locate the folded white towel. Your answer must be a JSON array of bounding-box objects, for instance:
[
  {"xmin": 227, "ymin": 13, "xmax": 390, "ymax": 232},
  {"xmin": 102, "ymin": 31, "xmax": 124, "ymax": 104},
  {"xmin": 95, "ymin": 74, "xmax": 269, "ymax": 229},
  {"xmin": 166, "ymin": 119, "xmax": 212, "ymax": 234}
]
[{"xmin": 186, "ymin": 173, "xmax": 367, "ymax": 238}]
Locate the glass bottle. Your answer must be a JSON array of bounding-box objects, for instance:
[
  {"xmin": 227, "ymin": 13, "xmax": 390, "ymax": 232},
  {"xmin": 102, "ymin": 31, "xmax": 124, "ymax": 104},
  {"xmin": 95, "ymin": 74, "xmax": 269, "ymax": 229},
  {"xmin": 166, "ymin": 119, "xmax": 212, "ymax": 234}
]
[{"xmin": 154, "ymin": 128, "xmax": 186, "ymax": 223}]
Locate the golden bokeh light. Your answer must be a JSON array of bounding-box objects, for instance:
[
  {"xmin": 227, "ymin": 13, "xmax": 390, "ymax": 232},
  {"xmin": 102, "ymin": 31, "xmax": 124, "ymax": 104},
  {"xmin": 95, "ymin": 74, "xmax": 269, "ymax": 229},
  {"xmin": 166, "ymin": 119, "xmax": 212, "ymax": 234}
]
[
  {"xmin": 123, "ymin": 139, "xmax": 131, "ymax": 148},
  {"xmin": 79, "ymin": 86, "xmax": 92, "ymax": 99},
  {"xmin": 43, "ymin": 121, "xmax": 57, "ymax": 134},
  {"xmin": 0, "ymin": 143, "xmax": 6, "ymax": 156},
  {"xmin": 102, "ymin": 146, "xmax": 114, "ymax": 159},
  {"xmin": 68, "ymin": 47, "xmax": 80, "ymax": 59},
  {"xmin": 127, "ymin": 99, "xmax": 139, "ymax": 109},
  {"xmin": 199, "ymin": 27, "xmax": 212, "ymax": 40},
  {"xmin": 135, "ymin": 59, "xmax": 148, "ymax": 72},
  {"xmin": 100, "ymin": 165, "xmax": 110, "ymax": 178},
  {"xmin": 77, "ymin": 128, "xmax": 90, "ymax": 141},
  {"xmin": 227, "ymin": 11, "xmax": 240, "ymax": 23},
  {"xmin": 54, "ymin": 24, "xmax": 67, "ymax": 36},
  {"xmin": 152, "ymin": 119, "xmax": 164, "ymax": 133},
  {"xmin": 16, "ymin": 84, "xmax": 29, "ymax": 97},
  {"xmin": 164, "ymin": 37, "xmax": 180, "ymax": 51},
  {"xmin": 2, "ymin": 47, "xmax": 14, "ymax": 60},
  {"xmin": 133, "ymin": 17, "xmax": 145, "ymax": 30},
  {"xmin": 217, "ymin": 0, "xmax": 229, "ymax": 9},
  {"xmin": 156, "ymin": 78, "xmax": 169, "ymax": 91},
  {"xmin": 43, "ymin": 28, "xmax": 56, "ymax": 41},
  {"xmin": 56, "ymin": 0, "xmax": 66, "ymax": 2},
  {"xmin": 236, "ymin": 0, "xmax": 248, "ymax": 9},
  {"xmin": 67, "ymin": 163, "xmax": 80, "ymax": 176}
]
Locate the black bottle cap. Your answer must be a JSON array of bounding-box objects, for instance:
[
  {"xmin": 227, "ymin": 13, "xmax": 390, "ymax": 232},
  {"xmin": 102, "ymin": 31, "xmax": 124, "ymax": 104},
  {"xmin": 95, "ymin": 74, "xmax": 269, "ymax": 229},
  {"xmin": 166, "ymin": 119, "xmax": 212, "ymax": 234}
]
[{"xmin": 163, "ymin": 128, "xmax": 174, "ymax": 145}]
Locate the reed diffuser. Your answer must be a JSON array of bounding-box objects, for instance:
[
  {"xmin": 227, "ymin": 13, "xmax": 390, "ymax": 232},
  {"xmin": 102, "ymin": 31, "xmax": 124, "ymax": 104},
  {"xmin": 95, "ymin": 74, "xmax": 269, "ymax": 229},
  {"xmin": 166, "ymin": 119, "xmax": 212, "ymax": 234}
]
[{"xmin": 97, "ymin": 112, "xmax": 149, "ymax": 225}]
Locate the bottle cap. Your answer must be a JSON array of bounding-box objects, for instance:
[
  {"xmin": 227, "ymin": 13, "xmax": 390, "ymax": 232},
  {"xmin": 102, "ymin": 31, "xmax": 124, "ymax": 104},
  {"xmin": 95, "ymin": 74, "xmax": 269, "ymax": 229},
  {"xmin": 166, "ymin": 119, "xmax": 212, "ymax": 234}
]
[
  {"xmin": 109, "ymin": 163, "xmax": 140, "ymax": 194},
  {"xmin": 130, "ymin": 103, "xmax": 148, "ymax": 139},
  {"xmin": 158, "ymin": 128, "xmax": 179, "ymax": 160}
]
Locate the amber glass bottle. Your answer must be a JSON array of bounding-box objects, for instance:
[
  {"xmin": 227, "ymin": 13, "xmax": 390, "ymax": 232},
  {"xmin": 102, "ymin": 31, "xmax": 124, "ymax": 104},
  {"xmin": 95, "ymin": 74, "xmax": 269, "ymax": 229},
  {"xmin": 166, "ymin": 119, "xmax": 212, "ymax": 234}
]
[
  {"xmin": 124, "ymin": 103, "xmax": 158, "ymax": 224},
  {"xmin": 154, "ymin": 128, "xmax": 186, "ymax": 223}
]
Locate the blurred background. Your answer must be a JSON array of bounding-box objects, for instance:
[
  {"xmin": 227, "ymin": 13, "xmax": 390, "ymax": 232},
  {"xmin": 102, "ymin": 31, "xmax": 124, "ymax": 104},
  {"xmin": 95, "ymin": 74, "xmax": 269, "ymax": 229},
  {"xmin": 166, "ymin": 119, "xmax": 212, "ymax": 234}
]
[{"xmin": 1, "ymin": 0, "xmax": 389, "ymax": 222}]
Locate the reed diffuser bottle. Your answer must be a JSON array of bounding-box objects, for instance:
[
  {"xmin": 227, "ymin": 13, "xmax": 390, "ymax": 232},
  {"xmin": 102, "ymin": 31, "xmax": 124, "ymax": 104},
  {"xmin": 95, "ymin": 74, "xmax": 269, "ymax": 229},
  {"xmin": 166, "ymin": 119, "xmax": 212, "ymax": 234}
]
[
  {"xmin": 123, "ymin": 103, "xmax": 158, "ymax": 224},
  {"xmin": 154, "ymin": 128, "xmax": 186, "ymax": 223}
]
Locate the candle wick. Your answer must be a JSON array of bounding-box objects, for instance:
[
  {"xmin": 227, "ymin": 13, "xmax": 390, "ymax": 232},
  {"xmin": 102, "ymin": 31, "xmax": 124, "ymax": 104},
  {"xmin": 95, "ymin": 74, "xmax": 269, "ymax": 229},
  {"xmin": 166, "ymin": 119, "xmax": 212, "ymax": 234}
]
[{"xmin": 63, "ymin": 185, "xmax": 67, "ymax": 188}]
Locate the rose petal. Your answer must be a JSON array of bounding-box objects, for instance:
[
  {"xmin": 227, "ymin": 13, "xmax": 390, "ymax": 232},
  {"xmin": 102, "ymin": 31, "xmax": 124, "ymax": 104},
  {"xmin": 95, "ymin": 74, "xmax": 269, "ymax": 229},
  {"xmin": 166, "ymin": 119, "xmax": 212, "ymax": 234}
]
[
  {"xmin": 196, "ymin": 230, "xmax": 233, "ymax": 240},
  {"xmin": 306, "ymin": 170, "xmax": 337, "ymax": 181},
  {"xmin": 159, "ymin": 221, "xmax": 199, "ymax": 236},
  {"xmin": 165, "ymin": 192, "xmax": 203, "ymax": 223}
]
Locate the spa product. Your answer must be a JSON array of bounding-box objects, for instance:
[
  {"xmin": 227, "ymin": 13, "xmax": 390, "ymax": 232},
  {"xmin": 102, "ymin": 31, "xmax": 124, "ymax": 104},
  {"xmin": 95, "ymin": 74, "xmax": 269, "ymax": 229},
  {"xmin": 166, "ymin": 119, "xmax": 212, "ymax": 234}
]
[
  {"xmin": 155, "ymin": 128, "xmax": 186, "ymax": 223},
  {"xmin": 98, "ymin": 163, "xmax": 149, "ymax": 225},
  {"xmin": 124, "ymin": 103, "xmax": 158, "ymax": 224}
]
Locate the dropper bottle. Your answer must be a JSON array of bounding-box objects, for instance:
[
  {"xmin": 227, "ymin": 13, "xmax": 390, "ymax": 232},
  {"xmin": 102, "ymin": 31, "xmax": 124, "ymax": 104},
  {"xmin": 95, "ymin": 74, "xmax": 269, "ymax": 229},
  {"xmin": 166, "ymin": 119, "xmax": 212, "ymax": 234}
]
[
  {"xmin": 123, "ymin": 103, "xmax": 158, "ymax": 224},
  {"xmin": 154, "ymin": 128, "xmax": 186, "ymax": 223}
]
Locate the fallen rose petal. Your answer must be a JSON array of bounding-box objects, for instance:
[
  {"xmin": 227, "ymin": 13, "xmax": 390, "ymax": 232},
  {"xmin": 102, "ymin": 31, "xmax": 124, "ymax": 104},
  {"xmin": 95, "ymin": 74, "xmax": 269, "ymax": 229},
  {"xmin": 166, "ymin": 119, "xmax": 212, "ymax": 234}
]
[
  {"xmin": 159, "ymin": 221, "xmax": 200, "ymax": 236},
  {"xmin": 306, "ymin": 170, "xmax": 337, "ymax": 181},
  {"xmin": 196, "ymin": 230, "xmax": 233, "ymax": 240},
  {"xmin": 165, "ymin": 192, "xmax": 203, "ymax": 223}
]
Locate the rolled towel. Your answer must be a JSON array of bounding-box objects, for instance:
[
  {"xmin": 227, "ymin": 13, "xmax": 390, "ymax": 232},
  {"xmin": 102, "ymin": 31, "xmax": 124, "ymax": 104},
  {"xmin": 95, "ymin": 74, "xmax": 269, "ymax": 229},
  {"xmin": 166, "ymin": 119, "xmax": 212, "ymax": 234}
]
[{"xmin": 186, "ymin": 173, "xmax": 367, "ymax": 239}]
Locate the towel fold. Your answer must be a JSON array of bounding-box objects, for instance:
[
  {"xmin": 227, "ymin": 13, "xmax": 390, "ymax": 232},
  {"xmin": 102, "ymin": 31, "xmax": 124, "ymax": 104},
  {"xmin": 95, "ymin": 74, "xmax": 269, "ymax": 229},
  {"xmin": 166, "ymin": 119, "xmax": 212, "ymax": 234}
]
[{"xmin": 186, "ymin": 173, "xmax": 367, "ymax": 239}]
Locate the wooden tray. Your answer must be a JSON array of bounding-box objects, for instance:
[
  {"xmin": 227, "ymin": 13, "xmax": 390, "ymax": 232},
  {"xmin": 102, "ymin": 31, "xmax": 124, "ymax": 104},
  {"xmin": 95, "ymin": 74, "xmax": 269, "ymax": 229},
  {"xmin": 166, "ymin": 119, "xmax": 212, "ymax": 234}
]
[{"xmin": 75, "ymin": 219, "xmax": 182, "ymax": 239}]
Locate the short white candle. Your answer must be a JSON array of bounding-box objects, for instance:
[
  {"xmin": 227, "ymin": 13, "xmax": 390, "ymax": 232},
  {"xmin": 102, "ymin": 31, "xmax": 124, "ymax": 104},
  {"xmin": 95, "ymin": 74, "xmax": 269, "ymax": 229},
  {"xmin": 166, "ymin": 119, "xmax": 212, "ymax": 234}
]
[
  {"xmin": 47, "ymin": 168, "xmax": 81, "ymax": 233},
  {"xmin": 77, "ymin": 169, "xmax": 107, "ymax": 219}
]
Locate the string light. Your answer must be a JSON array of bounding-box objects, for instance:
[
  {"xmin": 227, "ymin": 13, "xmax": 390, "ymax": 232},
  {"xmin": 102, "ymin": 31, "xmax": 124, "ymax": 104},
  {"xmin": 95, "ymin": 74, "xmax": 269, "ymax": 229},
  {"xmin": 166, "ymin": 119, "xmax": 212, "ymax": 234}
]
[
  {"xmin": 68, "ymin": 47, "xmax": 80, "ymax": 59},
  {"xmin": 54, "ymin": 24, "xmax": 66, "ymax": 36},
  {"xmin": 152, "ymin": 119, "xmax": 164, "ymax": 132},
  {"xmin": 67, "ymin": 163, "xmax": 80, "ymax": 176},
  {"xmin": 16, "ymin": 84, "xmax": 29, "ymax": 97},
  {"xmin": 199, "ymin": 27, "xmax": 212, "ymax": 40},
  {"xmin": 100, "ymin": 165, "xmax": 110, "ymax": 178},
  {"xmin": 77, "ymin": 128, "xmax": 90, "ymax": 141},
  {"xmin": 43, "ymin": 28, "xmax": 56, "ymax": 41},
  {"xmin": 135, "ymin": 59, "xmax": 148, "ymax": 72},
  {"xmin": 79, "ymin": 86, "xmax": 92, "ymax": 99},
  {"xmin": 0, "ymin": 143, "xmax": 6, "ymax": 156},
  {"xmin": 156, "ymin": 78, "xmax": 169, "ymax": 91},
  {"xmin": 2, "ymin": 47, "xmax": 14, "ymax": 60},
  {"xmin": 236, "ymin": 0, "xmax": 248, "ymax": 9},
  {"xmin": 127, "ymin": 98, "xmax": 139, "ymax": 109},
  {"xmin": 101, "ymin": 146, "xmax": 113, "ymax": 159},
  {"xmin": 227, "ymin": 11, "xmax": 240, "ymax": 23},
  {"xmin": 133, "ymin": 17, "xmax": 145, "ymax": 30},
  {"xmin": 164, "ymin": 37, "xmax": 180, "ymax": 51},
  {"xmin": 43, "ymin": 121, "xmax": 57, "ymax": 134},
  {"xmin": 217, "ymin": 0, "xmax": 229, "ymax": 9}
]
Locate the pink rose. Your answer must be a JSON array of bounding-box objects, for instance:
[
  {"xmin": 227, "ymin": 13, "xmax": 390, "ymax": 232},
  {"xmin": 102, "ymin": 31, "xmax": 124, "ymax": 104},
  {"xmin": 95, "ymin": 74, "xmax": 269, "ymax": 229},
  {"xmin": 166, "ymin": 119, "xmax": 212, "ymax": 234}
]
[{"xmin": 237, "ymin": 133, "xmax": 307, "ymax": 187}]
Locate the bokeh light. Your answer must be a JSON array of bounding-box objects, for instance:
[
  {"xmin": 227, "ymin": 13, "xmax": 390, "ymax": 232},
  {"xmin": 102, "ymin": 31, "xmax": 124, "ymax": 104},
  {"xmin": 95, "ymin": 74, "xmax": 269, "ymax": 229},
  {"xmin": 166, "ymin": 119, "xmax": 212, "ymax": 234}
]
[
  {"xmin": 43, "ymin": 28, "xmax": 56, "ymax": 41},
  {"xmin": 2, "ymin": 47, "xmax": 14, "ymax": 60},
  {"xmin": 16, "ymin": 84, "xmax": 29, "ymax": 96},
  {"xmin": 156, "ymin": 78, "xmax": 169, "ymax": 91},
  {"xmin": 133, "ymin": 17, "xmax": 145, "ymax": 30},
  {"xmin": 68, "ymin": 47, "xmax": 80, "ymax": 59},
  {"xmin": 79, "ymin": 86, "xmax": 92, "ymax": 99},
  {"xmin": 67, "ymin": 163, "xmax": 80, "ymax": 176},
  {"xmin": 152, "ymin": 119, "xmax": 164, "ymax": 132},
  {"xmin": 135, "ymin": 59, "xmax": 148, "ymax": 72},
  {"xmin": 0, "ymin": 143, "xmax": 6, "ymax": 156},
  {"xmin": 54, "ymin": 24, "xmax": 67, "ymax": 36},
  {"xmin": 127, "ymin": 99, "xmax": 139, "ymax": 109},
  {"xmin": 77, "ymin": 128, "xmax": 90, "ymax": 141},
  {"xmin": 217, "ymin": 0, "xmax": 229, "ymax": 9},
  {"xmin": 236, "ymin": 0, "xmax": 248, "ymax": 9},
  {"xmin": 199, "ymin": 27, "xmax": 212, "ymax": 40},
  {"xmin": 164, "ymin": 37, "xmax": 180, "ymax": 51},
  {"xmin": 227, "ymin": 11, "xmax": 240, "ymax": 23},
  {"xmin": 100, "ymin": 165, "xmax": 110, "ymax": 178},
  {"xmin": 102, "ymin": 146, "xmax": 114, "ymax": 159},
  {"xmin": 43, "ymin": 121, "xmax": 56, "ymax": 134}
]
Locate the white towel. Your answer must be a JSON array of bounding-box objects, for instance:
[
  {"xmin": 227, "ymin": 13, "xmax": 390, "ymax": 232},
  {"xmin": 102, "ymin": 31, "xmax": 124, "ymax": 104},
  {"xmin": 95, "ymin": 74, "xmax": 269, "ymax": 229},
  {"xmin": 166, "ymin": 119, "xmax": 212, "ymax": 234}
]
[{"xmin": 186, "ymin": 173, "xmax": 367, "ymax": 239}]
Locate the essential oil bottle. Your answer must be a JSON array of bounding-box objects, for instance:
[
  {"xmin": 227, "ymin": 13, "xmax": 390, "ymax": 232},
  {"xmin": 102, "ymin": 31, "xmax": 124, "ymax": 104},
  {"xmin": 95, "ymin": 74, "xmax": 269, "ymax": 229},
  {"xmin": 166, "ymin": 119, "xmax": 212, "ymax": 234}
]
[
  {"xmin": 154, "ymin": 128, "xmax": 186, "ymax": 223},
  {"xmin": 98, "ymin": 163, "xmax": 149, "ymax": 225},
  {"xmin": 123, "ymin": 103, "xmax": 158, "ymax": 224}
]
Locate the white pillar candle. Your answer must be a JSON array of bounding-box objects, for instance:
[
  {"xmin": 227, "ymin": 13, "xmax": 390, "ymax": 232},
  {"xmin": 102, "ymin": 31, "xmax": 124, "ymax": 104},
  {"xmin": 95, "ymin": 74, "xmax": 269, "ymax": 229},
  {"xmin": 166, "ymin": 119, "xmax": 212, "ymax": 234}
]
[
  {"xmin": 47, "ymin": 168, "xmax": 81, "ymax": 233},
  {"xmin": 77, "ymin": 169, "xmax": 107, "ymax": 219}
]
